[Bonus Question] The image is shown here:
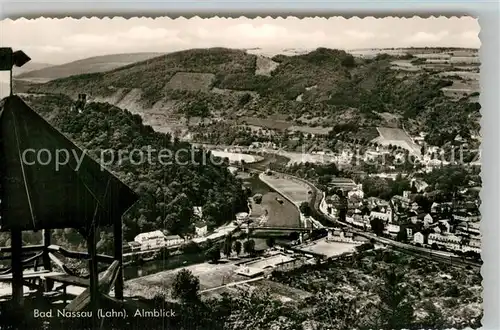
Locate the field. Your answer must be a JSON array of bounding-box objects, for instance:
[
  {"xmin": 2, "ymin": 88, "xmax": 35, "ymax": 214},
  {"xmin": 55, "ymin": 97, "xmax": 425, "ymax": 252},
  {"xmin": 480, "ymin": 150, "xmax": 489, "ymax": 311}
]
[
  {"xmin": 441, "ymin": 80, "xmax": 480, "ymax": 100},
  {"xmin": 17, "ymin": 52, "xmax": 164, "ymax": 81},
  {"xmin": 259, "ymin": 173, "xmax": 311, "ymax": 206},
  {"xmin": 437, "ymin": 71, "xmax": 480, "ymax": 80},
  {"xmin": 124, "ymin": 261, "xmax": 244, "ymax": 299},
  {"xmin": 255, "ymin": 56, "xmax": 279, "ymax": 76},
  {"xmin": 239, "ymin": 117, "xmax": 292, "ymax": 130},
  {"xmin": 211, "ymin": 150, "xmax": 260, "ymax": 163},
  {"xmin": 202, "ymin": 278, "xmax": 313, "ymax": 302},
  {"xmin": 372, "ymin": 127, "xmax": 421, "ymax": 155},
  {"xmin": 165, "ymin": 72, "xmax": 216, "ymax": 91},
  {"xmin": 298, "ymin": 239, "xmax": 360, "ymax": 258},
  {"xmin": 245, "ymin": 253, "xmax": 295, "ymax": 270},
  {"xmin": 287, "ymin": 125, "xmax": 332, "ymax": 135}
]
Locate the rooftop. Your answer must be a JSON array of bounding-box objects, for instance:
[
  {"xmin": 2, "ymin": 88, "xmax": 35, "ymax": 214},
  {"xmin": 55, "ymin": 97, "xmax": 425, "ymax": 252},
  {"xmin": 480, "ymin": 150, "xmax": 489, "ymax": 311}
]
[
  {"xmin": 165, "ymin": 235, "xmax": 183, "ymax": 240},
  {"xmin": 135, "ymin": 230, "xmax": 165, "ymax": 240}
]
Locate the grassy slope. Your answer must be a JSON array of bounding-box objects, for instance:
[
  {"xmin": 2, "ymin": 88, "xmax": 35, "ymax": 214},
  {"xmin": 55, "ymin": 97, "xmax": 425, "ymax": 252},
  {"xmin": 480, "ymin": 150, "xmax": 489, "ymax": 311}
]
[
  {"xmin": 13, "ymin": 62, "xmax": 53, "ymax": 76},
  {"xmin": 16, "ymin": 52, "xmax": 164, "ymax": 81}
]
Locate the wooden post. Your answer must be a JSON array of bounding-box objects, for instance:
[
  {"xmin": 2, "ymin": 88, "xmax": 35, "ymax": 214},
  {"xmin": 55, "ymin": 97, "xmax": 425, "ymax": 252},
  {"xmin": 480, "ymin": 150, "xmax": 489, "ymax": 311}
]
[
  {"xmin": 11, "ymin": 229, "xmax": 23, "ymax": 307},
  {"xmin": 42, "ymin": 229, "xmax": 53, "ymax": 291},
  {"xmin": 42, "ymin": 229, "xmax": 51, "ymax": 269},
  {"xmin": 113, "ymin": 220, "xmax": 124, "ymax": 300},
  {"xmin": 87, "ymin": 226, "xmax": 98, "ymax": 326}
]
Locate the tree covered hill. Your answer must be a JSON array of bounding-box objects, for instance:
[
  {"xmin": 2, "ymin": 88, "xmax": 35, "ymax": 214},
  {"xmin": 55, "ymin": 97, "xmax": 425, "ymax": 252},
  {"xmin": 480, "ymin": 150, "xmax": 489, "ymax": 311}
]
[
  {"xmin": 22, "ymin": 94, "xmax": 248, "ymax": 241},
  {"xmin": 28, "ymin": 47, "xmax": 481, "ymax": 145}
]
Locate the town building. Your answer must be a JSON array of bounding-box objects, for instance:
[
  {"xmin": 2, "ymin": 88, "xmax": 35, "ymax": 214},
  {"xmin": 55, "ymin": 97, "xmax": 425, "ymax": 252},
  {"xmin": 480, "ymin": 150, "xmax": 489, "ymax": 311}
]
[
  {"xmin": 410, "ymin": 212, "xmax": 426, "ymax": 224},
  {"xmin": 423, "ymin": 213, "xmax": 434, "ymax": 227},
  {"xmin": 430, "ymin": 202, "xmax": 440, "ymax": 213},
  {"xmin": 134, "ymin": 230, "xmax": 167, "ymax": 251},
  {"xmin": 428, "ymin": 233, "xmax": 462, "ymax": 250},
  {"xmin": 195, "ymin": 221, "xmax": 208, "ymax": 237},
  {"xmin": 456, "ymin": 221, "xmax": 480, "ymax": 236},
  {"xmin": 165, "ymin": 235, "xmax": 184, "ymax": 247},
  {"xmin": 462, "ymin": 238, "xmax": 481, "ymax": 253},
  {"xmin": 327, "ymin": 228, "xmax": 355, "ymax": 243},
  {"xmin": 391, "ymin": 191, "xmax": 413, "ymax": 209},
  {"xmin": 366, "ymin": 197, "xmax": 389, "ymax": 209},
  {"xmin": 412, "ymin": 179, "xmax": 429, "ymax": 193},
  {"xmin": 328, "ymin": 177, "xmax": 358, "ymax": 193},
  {"xmin": 413, "ymin": 232, "xmax": 425, "ymax": 245},
  {"xmin": 453, "ymin": 211, "xmax": 481, "ymax": 223},
  {"xmin": 438, "ymin": 220, "xmax": 452, "ymax": 233},
  {"xmin": 385, "ymin": 223, "xmax": 401, "ymax": 236},
  {"xmin": 347, "ymin": 184, "xmax": 364, "ymax": 199},
  {"xmin": 123, "ymin": 241, "xmax": 141, "ymax": 253},
  {"xmin": 236, "ymin": 212, "xmax": 250, "ymax": 224},
  {"xmin": 370, "ymin": 207, "xmax": 393, "ymax": 223}
]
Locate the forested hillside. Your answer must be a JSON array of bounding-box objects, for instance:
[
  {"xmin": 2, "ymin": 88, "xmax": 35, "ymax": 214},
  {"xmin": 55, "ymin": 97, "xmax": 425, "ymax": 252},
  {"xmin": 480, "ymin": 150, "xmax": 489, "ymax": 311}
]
[{"xmin": 22, "ymin": 94, "xmax": 248, "ymax": 242}]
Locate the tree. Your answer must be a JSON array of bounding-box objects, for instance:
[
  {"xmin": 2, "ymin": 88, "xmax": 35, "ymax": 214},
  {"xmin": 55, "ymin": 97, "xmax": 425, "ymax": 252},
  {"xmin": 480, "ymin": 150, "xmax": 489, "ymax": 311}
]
[
  {"xmin": 415, "ymin": 195, "xmax": 432, "ymax": 213},
  {"xmin": 223, "ymin": 234, "xmax": 233, "ymax": 258},
  {"xmin": 370, "ymin": 218, "xmax": 385, "ymax": 236},
  {"xmin": 172, "ymin": 269, "xmax": 200, "ymax": 303},
  {"xmin": 341, "ymin": 54, "xmax": 356, "ymax": 68},
  {"xmin": 181, "ymin": 241, "xmax": 201, "ymax": 254},
  {"xmin": 396, "ymin": 228, "xmax": 408, "ymax": 242},
  {"xmin": 266, "ymin": 237, "xmax": 275, "ymax": 248},
  {"xmin": 243, "ymin": 239, "xmax": 255, "ymax": 255},
  {"xmin": 318, "ymin": 174, "xmax": 332, "ymax": 186},
  {"xmin": 299, "ymin": 202, "xmax": 312, "ymax": 217},
  {"xmin": 253, "ymin": 194, "xmax": 263, "ymax": 204},
  {"xmin": 206, "ymin": 246, "xmax": 221, "ymax": 263},
  {"xmin": 373, "ymin": 268, "xmax": 415, "ymax": 329},
  {"xmin": 233, "ymin": 240, "xmax": 242, "ymax": 255},
  {"xmin": 239, "ymin": 93, "xmax": 252, "ymax": 106},
  {"xmin": 422, "ymin": 301, "xmax": 446, "ymax": 329}
]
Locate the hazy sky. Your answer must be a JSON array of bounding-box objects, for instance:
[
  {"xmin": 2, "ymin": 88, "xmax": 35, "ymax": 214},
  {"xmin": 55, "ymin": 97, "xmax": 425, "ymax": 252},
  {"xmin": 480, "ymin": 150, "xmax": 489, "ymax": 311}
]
[{"xmin": 0, "ymin": 16, "xmax": 480, "ymax": 64}]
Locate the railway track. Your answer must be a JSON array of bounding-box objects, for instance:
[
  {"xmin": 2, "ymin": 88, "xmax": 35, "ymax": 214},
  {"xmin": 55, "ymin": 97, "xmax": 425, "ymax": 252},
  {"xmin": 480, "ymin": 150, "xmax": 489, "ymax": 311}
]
[{"xmin": 243, "ymin": 152, "xmax": 481, "ymax": 269}]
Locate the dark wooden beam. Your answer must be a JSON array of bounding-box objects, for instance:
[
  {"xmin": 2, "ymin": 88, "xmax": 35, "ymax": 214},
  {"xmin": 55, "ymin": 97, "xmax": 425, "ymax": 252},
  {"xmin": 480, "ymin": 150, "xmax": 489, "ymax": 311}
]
[
  {"xmin": 113, "ymin": 221, "xmax": 124, "ymax": 300},
  {"xmin": 42, "ymin": 229, "xmax": 53, "ymax": 291},
  {"xmin": 87, "ymin": 225, "xmax": 98, "ymax": 327},
  {"xmin": 47, "ymin": 252, "xmax": 76, "ymax": 276},
  {"xmin": 10, "ymin": 229, "xmax": 23, "ymax": 307},
  {"xmin": 47, "ymin": 245, "xmax": 114, "ymax": 263},
  {"xmin": 65, "ymin": 260, "xmax": 120, "ymax": 312},
  {"xmin": 22, "ymin": 279, "xmax": 42, "ymax": 291},
  {"xmin": 42, "ymin": 230, "xmax": 51, "ymax": 270}
]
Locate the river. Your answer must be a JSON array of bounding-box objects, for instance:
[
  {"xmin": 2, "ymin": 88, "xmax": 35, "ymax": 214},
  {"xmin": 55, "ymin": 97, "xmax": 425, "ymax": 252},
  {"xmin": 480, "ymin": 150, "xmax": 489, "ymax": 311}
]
[{"xmin": 125, "ymin": 171, "xmax": 297, "ymax": 279}]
